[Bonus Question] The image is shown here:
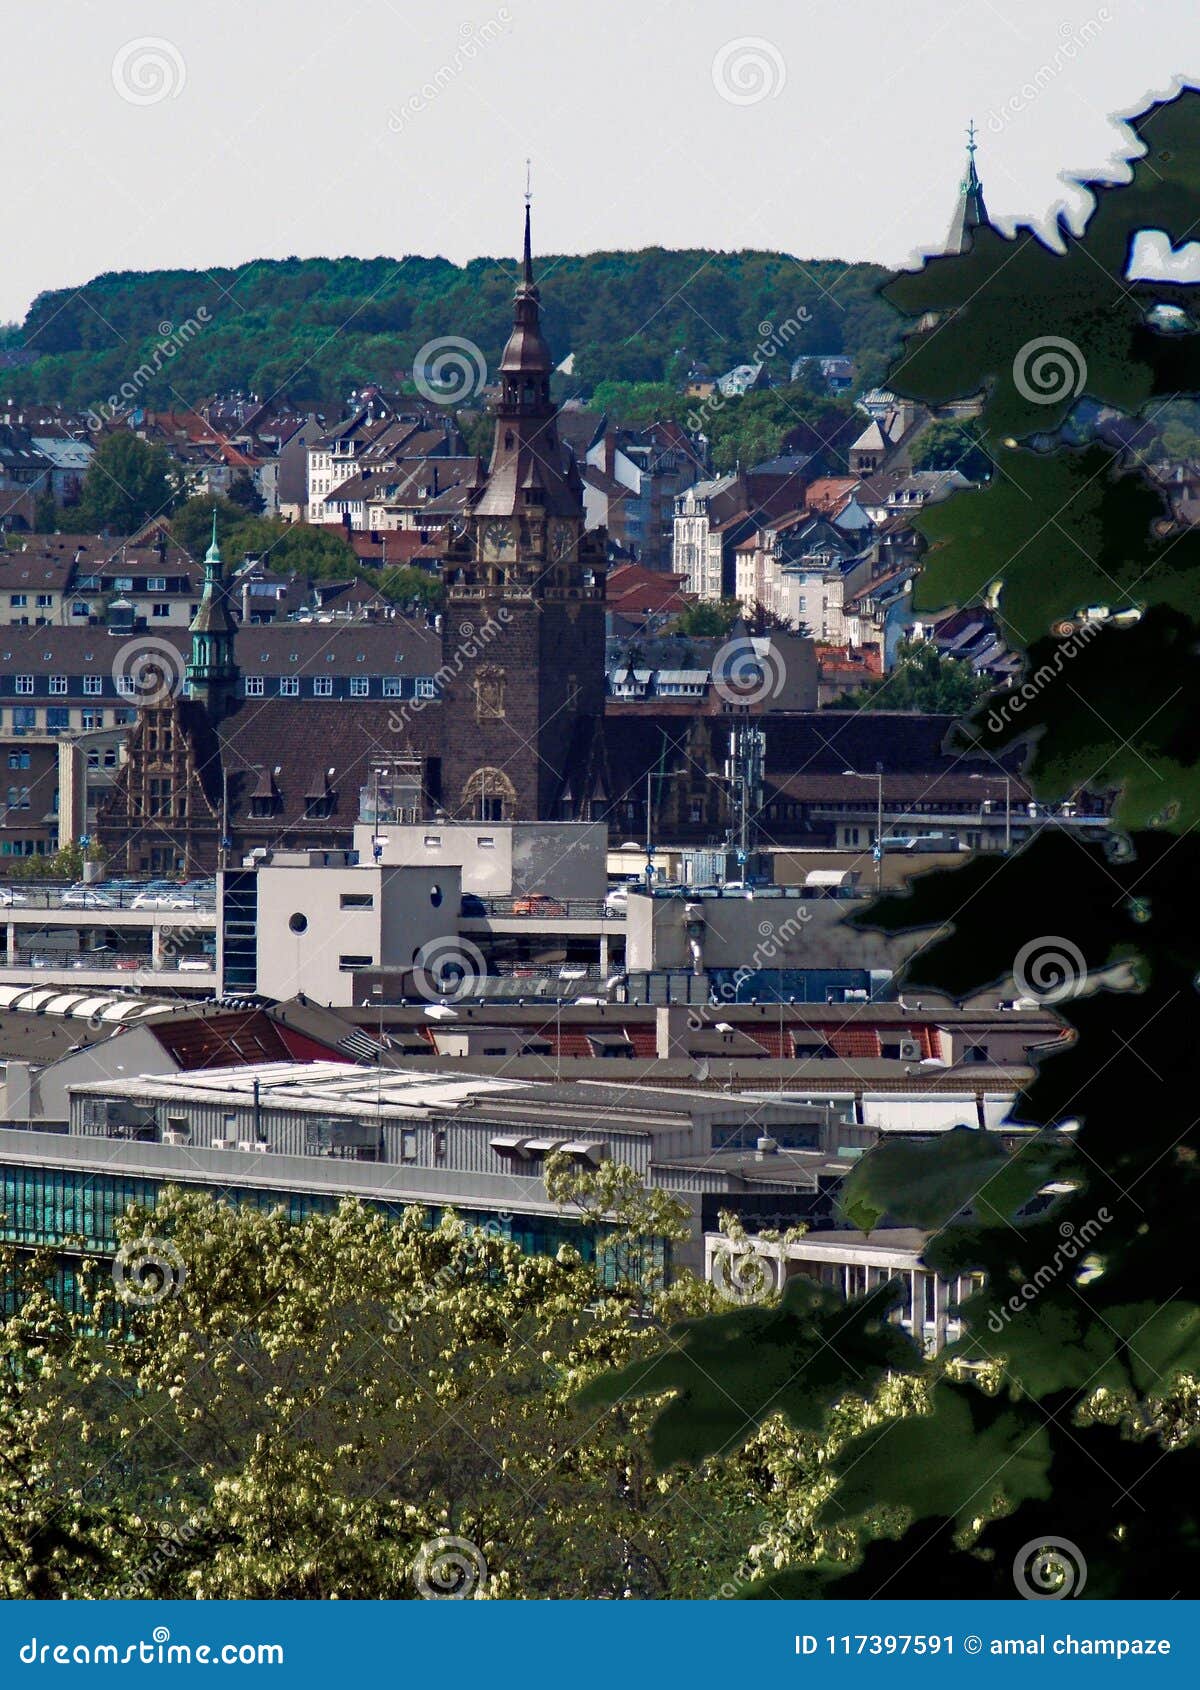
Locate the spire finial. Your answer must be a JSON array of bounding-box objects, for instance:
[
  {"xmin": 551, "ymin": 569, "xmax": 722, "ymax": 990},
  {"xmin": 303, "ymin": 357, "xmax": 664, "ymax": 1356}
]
[
  {"xmin": 967, "ymin": 118, "xmax": 977, "ymax": 158},
  {"xmin": 205, "ymin": 506, "xmax": 221, "ymax": 567},
  {"xmin": 522, "ymin": 160, "xmax": 534, "ymax": 287}
]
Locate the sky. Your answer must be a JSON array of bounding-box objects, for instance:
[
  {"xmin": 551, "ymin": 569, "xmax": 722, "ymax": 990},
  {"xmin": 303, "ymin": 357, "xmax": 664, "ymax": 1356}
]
[{"xmin": 4, "ymin": 0, "xmax": 1199, "ymax": 322}]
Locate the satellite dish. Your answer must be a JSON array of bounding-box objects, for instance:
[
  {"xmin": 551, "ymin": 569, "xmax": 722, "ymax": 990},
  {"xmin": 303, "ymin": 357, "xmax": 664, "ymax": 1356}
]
[{"xmin": 693, "ymin": 1058, "xmax": 711, "ymax": 1083}]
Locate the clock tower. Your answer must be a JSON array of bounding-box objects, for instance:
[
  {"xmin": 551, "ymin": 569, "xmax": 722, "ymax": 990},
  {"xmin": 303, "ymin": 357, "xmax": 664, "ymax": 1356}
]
[{"xmin": 440, "ymin": 203, "xmax": 607, "ymax": 822}]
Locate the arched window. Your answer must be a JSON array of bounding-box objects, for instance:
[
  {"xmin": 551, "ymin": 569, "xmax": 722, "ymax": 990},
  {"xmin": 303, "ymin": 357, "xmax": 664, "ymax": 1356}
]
[{"xmin": 461, "ymin": 767, "xmax": 517, "ymax": 822}]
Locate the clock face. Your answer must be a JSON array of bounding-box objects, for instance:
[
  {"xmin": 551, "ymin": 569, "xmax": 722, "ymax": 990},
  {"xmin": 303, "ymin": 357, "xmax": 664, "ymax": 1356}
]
[
  {"xmin": 482, "ymin": 520, "xmax": 513, "ymax": 559},
  {"xmin": 550, "ymin": 521, "xmax": 577, "ymax": 561}
]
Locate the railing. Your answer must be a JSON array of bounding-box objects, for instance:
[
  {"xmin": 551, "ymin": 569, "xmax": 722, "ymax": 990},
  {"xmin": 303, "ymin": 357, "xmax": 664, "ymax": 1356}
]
[
  {"xmin": 2, "ymin": 949, "xmax": 214, "ymax": 974},
  {"xmin": 0, "ymin": 883, "xmax": 217, "ymax": 913},
  {"xmin": 465, "ymin": 897, "xmax": 617, "ymax": 921},
  {"xmin": 646, "ymin": 884, "xmax": 862, "ymax": 901}
]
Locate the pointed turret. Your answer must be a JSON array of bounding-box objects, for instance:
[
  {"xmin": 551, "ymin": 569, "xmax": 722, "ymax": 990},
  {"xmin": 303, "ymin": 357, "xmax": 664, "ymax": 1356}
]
[
  {"xmin": 946, "ymin": 120, "xmax": 989, "ymax": 253},
  {"xmin": 470, "ymin": 197, "xmax": 580, "ymax": 520},
  {"xmin": 186, "ymin": 508, "xmax": 238, "ymax": 720}
]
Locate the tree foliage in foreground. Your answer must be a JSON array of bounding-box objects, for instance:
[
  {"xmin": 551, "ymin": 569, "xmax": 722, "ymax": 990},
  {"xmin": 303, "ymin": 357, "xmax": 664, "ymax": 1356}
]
[
  {"xmin": 591, "ymin": 88, "xmax": 1200, "ymax": 1600},
  {"xmin": 0, "ymin": 1190, "xmax": 917, "ymax": 1599}
]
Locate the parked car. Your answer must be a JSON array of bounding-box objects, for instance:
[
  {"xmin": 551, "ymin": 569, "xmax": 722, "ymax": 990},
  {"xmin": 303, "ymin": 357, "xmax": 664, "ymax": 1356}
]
[
  {"xmin": 176, "ymin": 956, "xmax": 213, "ymax": 972},
  {"xmin": 0, "ymin": 887, "xmax": 29, "ymax": 907},
  {"xmin": 511, "ymin": 893, "xmax": 567, "ymax": 917},
  {"xmin": 115, "ymin": 955, "xmax": 144, "ymax": 971},
  {"xmin": 460, "ymin": 893, "xmax": 488, "ymax": 917},
  {"xmin": 131, "ymin": 890, "xmax": 193, "ymax": 911},
  {"xmin": 603, "ymin": 886, "xmax": 630, "ymax": 916},
  {"xmin": 60, "ymin": 885, "xmax": 118, "ymax": 909}
]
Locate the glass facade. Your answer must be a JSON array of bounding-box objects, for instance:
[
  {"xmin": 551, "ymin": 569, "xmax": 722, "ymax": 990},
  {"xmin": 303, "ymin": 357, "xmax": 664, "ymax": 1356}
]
[{"xmin": 0, "ymin": 1161, "xmax": 650, "ymax": 1308}]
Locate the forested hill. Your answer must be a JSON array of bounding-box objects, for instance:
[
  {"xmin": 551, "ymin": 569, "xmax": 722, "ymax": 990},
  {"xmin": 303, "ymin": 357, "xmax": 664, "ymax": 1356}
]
[{"xmin": 0, "ymin": 249, "xmax": 900, "ymax": 412}]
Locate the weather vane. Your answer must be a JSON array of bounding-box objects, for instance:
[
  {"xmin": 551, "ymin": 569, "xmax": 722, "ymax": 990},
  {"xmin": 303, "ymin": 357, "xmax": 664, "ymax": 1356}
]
[{"xmin": 525, "ymin": 157, "xmax": 532, "ymax": 207}]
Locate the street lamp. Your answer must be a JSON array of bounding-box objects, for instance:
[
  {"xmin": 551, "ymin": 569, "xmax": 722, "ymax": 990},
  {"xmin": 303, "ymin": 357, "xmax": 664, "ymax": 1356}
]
[
  {"xmin": 556, "ymin": 967, "xmax": 587, "ymax": 1080},
  {"xmin": 975, "ymin": 772, "xmax": 1012, "ymax": 853},
  {"xmin": 842, "ymin": 763, "xmax": 884, "ymax": 891}
]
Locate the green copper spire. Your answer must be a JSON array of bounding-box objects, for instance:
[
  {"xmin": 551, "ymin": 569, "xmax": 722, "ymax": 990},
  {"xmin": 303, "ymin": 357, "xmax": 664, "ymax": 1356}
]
[
  {"xmin": 946, "ymin": 120, "xmax": 990, "ymax": 253},
  {"xmin": 187, "ymin": 508, "xmax": 238, "ymax": 720}
]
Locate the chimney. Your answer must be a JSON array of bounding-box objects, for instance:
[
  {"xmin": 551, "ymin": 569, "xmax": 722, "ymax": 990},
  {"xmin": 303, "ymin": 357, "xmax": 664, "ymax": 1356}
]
[
  {"xmin": 655, "ymin": 1005, "xmax": 692, "ymax": 1060},
  {"xmin": 3, "ymin": 1060, "xmax": 34, "ymax": 1123}
]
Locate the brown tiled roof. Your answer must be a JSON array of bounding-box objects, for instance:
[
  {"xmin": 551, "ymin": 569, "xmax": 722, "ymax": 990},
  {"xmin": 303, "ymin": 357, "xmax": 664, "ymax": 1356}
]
[{"xmin": 216, "ymin": 698, "xmax": 439, "ymax": 831}]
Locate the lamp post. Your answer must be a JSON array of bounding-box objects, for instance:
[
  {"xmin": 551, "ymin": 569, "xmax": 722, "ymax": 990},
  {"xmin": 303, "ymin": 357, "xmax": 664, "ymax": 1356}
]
[
  {"xmin": 644, "ymin": 768, "xmax": 655, "ymax": 890},
  {"xmin": 843, "ymin": 763, "xmax": 884, "ymax": 892},
  {"xmin": 556, "ymin": 967, "xmax": 587, "ymax": 1080}
]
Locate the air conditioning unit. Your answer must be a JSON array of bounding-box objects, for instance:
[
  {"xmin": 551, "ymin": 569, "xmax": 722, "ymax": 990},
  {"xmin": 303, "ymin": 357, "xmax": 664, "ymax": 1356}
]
[
  {"xmin": 212, "ymin": 1137, "xmax": 235, "ymax": 1151},
  {"xmin": 897, "ymin": 1038, "xmax": 922, "ymax": 1062},
  {"xmin": 161, "ymin": 1129, "xmax": 188, "ymax": 1146},
  {"xmin": 237, "ymin": 1139, "xmax": 269, "ymax": 1152}
]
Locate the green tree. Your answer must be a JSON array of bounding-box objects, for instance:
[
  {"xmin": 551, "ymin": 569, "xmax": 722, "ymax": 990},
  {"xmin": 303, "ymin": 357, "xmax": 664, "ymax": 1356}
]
[
  {"xmin": 226, "ymin": 470, "xmax": 266, "ymax": 515},
  {"xmin": 5, "ymin": 250, "xmax": 899, "ymax": 416},
  {"xmin": 838, "ymin": 638, "xmax": 993, "ymax": 714},
  {"xmin": 377, "ymin": 564, "xmax": 443, "ymax": 609},
  {"xmin": 672, "ymin": 598, "xmax": 742, "ymax": 637},
  {"xmin": 33, "ymin": 487, "xmax": 60, "ymax": 532},
  {"xmin": 170, "ymin": 498, "xmax": 356, "ymax": 579},
  {"xmin": 76, "ymin": 434, "xmax": 180, "ymax": 533},
  {"xmin": 170, "ymin": 494, "xmax": 247, "ymax": 558},
  {"xmin": 0, "ymin": 1190, "xmax": 823, "ymax": 1599},
  {"xmin": 909, "ymin": 417, "xmax": 992, "ymax": 480}
]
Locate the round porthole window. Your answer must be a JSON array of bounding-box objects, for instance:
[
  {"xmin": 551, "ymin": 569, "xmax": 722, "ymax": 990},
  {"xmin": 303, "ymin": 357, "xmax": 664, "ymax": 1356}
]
[
  {"xmin": 289, "ymin": 912, "xmax": 308, "ymax": 934},
  {"xmin": 430, "ymin": 883, "xmax": 443, "ymax": 908}
]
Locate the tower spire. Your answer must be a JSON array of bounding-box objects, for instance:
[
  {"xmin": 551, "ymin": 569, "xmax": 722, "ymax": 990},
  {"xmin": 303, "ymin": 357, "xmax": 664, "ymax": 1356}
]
[
  {"xmin": 188, "ymin": 506, "xmax": 238, "ymax": 721},
  {"xmin": 206, "ymin": 506, "xmax": 220, "ymax": 567},
  {"xmin": 523, "ymin": 159, "xmax": 534, "ymax": 286},
  {"xmin": 946, "ymin": 119, "xmax": 989, "ymax": 253}
]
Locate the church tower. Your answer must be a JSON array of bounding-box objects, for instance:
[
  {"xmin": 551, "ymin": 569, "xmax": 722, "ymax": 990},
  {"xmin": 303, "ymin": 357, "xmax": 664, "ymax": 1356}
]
[
  {"xmin": 946, "ymin": 121, "xmax": 989, "ymax": 253},
  {"xmin": 439, "ymin": 202, "xmax": 607, "ymax": 822},
  {"xmin": 186, "ymin": 511, "xmax": 239, "ymax": 722}
]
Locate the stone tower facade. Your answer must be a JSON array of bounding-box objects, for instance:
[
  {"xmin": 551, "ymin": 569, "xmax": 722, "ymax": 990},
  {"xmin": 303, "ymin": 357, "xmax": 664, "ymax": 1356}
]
[{"xmin": 439, "ymin": 206, "xmax": 607, "ymax": 822}]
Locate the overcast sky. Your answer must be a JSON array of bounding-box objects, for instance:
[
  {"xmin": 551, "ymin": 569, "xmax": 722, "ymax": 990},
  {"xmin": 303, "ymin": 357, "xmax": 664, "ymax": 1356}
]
[{"xmin": 4, "ymin": 0, "xmax": 1198, "ymax": 321}]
